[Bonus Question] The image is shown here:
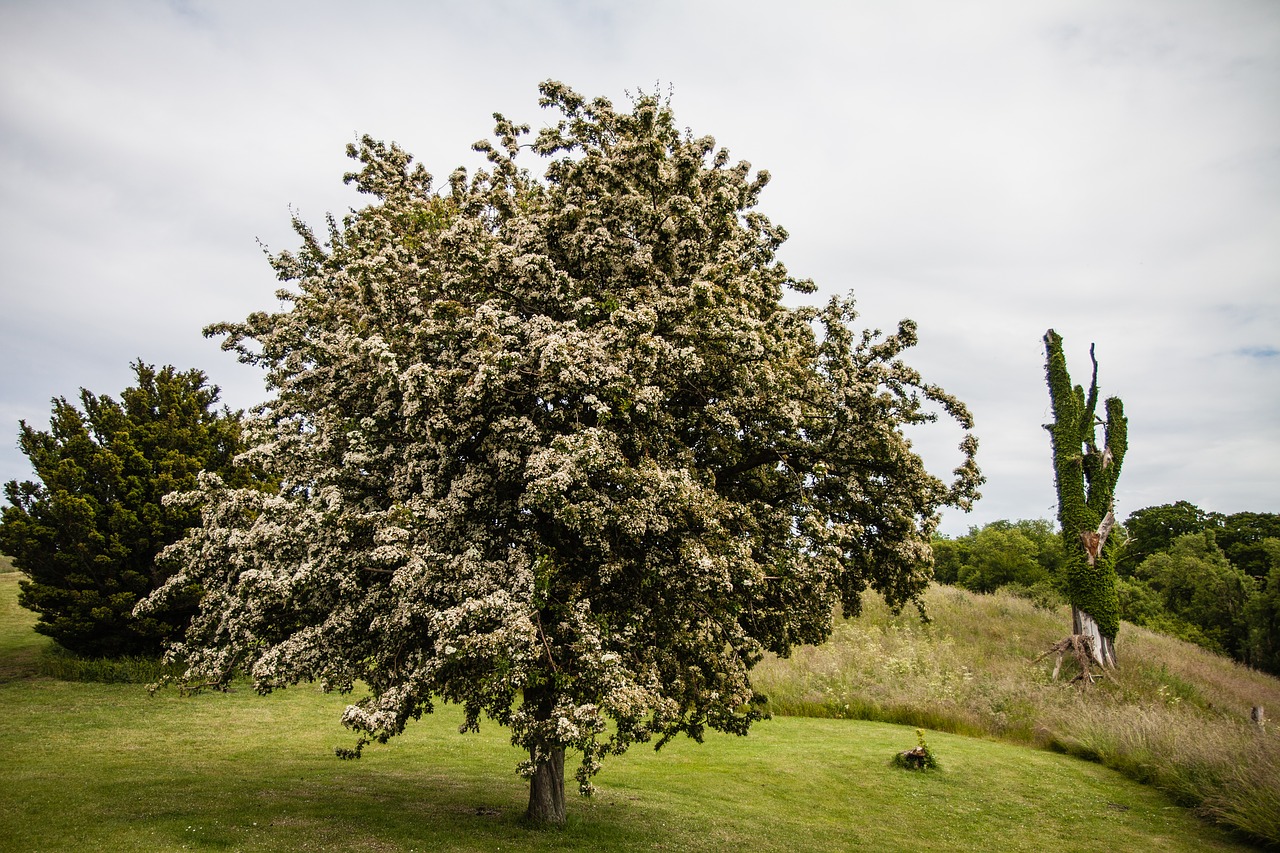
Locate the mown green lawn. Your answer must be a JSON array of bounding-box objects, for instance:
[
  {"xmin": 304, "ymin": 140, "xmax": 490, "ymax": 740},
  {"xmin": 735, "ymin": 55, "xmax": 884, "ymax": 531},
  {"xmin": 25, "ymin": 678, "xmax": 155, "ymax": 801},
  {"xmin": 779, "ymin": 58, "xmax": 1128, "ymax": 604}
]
[
  {"xmin": 0, "ymin": 572, "xmax": 1256, "ymax": 852},
  {"xmin": 0, "ymin": 561, "xmax": 45, "ymax": 682}
]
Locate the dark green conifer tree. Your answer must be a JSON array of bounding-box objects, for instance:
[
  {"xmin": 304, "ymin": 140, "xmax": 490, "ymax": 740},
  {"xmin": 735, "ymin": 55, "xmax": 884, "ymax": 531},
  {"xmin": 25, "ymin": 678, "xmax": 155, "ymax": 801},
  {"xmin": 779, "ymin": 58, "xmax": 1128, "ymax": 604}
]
[{"xmin": 0, "ymin": 361, "xmax": 250, "ymax": 656}]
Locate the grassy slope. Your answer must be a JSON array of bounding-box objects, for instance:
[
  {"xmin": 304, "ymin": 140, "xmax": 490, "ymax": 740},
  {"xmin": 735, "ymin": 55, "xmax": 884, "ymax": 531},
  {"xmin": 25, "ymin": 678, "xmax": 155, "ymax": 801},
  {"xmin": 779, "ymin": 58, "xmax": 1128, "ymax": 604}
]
[
  {"xmin": 754, "ymin": 584, "xmax": 1280, "ymax": 845},
  {"xmin": 755, "ymin": 584, "xmax": 1280, "ymax": 729},
  {"xmin": 0, "ymin": 572, "xmax": 1261, "ymax": 852}
]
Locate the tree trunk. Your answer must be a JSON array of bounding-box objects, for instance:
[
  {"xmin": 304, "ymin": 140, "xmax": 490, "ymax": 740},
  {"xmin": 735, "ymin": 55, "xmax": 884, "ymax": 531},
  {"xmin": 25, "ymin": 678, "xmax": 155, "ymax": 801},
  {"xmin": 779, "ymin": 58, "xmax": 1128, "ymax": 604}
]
[
  {"xmin": 1043, "ymin": 331, "xmax": 1127, "ymax": 675},
  {"xmin": 1073, "ymin": 605, "xmax": 1117, "ymax": 669},
  {"xmin": 525, "ymin": 745, "xmax": 566, "ymax": 826}
]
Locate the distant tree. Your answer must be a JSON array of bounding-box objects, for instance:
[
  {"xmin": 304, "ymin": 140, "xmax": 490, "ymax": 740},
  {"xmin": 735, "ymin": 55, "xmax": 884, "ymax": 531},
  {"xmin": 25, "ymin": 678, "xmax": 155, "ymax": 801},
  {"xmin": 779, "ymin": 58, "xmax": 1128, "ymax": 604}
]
[
  {"xmin": 996, "ymin": 520, "xmax": 1070, "ymax": 609},
  {"xmin": 934, "ymin": 521, "xmax": 1047, "ymax": 592},
  {"xmin": 930, "ymin": 536, "xmax": 967, "ymax": 586},
  {"xmin": 955, "ymin": 524, "xmax": 1040, "ymax": 593},
  {"xmin": 1115, "ymin": 575, "xmax": 1223, "ymax": 653},
  {"xmin": 1114, "ymin": 574, "xmax": 1170, "ymax": 630},
  {"xmin": 1119, "ymin": 501, "xmax": 1217, "ymax": 577},
  {"xmin": 1246, "ymin": 539, "xmax": 1280, "ymax": 674},
  {"xmin": 1003, "ymin": 518, "xmax": 1067, "ymax": 583},
  {"xmin": 1132, "ymin": 532, "xmax": 1255, "ymax": 659},
  {"xmin": 1218, "ymin": 513, "xmax": 1280, "ymax": 580},
  {"xmin": 1119, "ymin": 504, "xmax": 1280, "ymax": 581},
  {"xmin": 141, "ymin": 82, "xmax": 982, "ymax": 826},
  {"xmin": 931, "ymin": 519, "xmax": 1066, "ymax": 608},
  {"xmin": 0, "ymin": 361, "xmax": 248, "ymax": 656},
  {"xmin": 1043, "ymin": 331, "xmax": 1127, "ymax": 668}
]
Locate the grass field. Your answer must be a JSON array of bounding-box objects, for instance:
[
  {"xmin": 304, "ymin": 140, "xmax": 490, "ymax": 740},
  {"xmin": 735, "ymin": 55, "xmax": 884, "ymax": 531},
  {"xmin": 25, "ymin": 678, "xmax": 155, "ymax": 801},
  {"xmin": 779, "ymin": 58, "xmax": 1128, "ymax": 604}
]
[
  {"xmin": 0, "ymin": 570, "xmax": 1266, "ymax": 852},
  {"xmin": 0, "ymin": 555, "xmax": 46, "ymax": 682}
]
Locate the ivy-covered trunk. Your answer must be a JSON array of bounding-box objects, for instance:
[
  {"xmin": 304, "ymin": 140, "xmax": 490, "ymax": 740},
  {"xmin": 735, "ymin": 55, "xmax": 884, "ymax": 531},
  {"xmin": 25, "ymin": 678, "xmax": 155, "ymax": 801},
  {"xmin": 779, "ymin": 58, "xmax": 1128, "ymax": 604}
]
[
  {"xmin": 1044, "ymin": 330, "xmax": 1127, "ymax": 669},
  {"xmin": 1073, "ymin": 605, "xmax": 1116, "ymax": 668}
]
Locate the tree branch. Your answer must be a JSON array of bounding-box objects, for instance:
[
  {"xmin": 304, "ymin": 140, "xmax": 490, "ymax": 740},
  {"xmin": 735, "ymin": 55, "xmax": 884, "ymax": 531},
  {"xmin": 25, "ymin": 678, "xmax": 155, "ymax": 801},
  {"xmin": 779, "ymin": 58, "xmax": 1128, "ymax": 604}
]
[
  {"xmin": 535, "ymin": 611, "xmax": 559, "ymax": 673},
  {"xmin": 714, "ymin": 449, "xmax": 781, "ymax": 488}
]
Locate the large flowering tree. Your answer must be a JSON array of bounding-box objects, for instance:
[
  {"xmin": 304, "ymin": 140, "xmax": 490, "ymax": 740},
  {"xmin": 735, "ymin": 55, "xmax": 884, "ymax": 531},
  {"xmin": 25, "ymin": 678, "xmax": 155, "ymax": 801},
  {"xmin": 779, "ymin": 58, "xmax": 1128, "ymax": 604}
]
[{"xmin": 142, "ymin": 82, "xmax": 981, "ymax": 825}]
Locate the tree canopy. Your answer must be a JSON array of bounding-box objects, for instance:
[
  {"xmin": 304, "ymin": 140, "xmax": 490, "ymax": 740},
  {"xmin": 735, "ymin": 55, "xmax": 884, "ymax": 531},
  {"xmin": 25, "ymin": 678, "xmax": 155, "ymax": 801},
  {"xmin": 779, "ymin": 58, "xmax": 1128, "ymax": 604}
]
[
  {"xmin": 1119, "ymin": 500, "xmax": 1216, "ymax": 576},
  {"xmin": 932, "ymin": 519, "xmax": 1064, "ymax": 600},
  {"xmin": 1116, "ymin": 501, "xmax": 1280, "ymax": 671},
  {"xmin": 1129, "ymin": 532, "xmax": 1255, "ymax": 659},
  {"xmin": 1, "ymin": 361, "xmax": 248, "ymax": 656},
  {"xmin": 142, "ymin": 81, "xmax": 982, "ymax": 824}
]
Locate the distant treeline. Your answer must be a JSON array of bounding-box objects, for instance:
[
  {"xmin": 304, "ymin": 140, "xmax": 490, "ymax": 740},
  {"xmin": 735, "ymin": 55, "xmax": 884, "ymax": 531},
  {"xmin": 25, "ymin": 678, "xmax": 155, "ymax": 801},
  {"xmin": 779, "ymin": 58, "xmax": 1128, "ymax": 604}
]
[{"xmin": 932, "ymin": 503, "xmax": 1280, "ymax": 675}]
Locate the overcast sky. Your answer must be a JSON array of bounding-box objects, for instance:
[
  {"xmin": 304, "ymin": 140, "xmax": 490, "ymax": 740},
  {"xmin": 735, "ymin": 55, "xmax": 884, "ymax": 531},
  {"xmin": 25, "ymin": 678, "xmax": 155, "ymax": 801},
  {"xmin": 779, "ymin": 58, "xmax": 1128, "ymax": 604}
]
[{"xmin": 1, "ymin": 0, "xmax": 1276, "ymax": 535}]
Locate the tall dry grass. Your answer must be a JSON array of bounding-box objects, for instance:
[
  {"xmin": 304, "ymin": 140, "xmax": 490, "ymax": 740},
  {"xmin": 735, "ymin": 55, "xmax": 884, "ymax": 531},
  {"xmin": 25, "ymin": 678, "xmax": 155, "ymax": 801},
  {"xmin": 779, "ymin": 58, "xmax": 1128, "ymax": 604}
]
[{"xmin": 752, "ymin": 584, "xmax": 1280, "ymax": 846}]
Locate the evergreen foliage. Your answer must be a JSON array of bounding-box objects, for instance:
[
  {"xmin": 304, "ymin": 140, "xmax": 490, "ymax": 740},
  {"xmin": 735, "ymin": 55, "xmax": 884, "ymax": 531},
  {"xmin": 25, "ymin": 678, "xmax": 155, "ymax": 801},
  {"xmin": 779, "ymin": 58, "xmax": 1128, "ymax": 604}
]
[
  {"xmin": 0, "ymin": 361, "xmax": 249, "ymax": 656},
  {"xmin": 140, "ymin": 81, "xmax": 982, "ymax": 823}
]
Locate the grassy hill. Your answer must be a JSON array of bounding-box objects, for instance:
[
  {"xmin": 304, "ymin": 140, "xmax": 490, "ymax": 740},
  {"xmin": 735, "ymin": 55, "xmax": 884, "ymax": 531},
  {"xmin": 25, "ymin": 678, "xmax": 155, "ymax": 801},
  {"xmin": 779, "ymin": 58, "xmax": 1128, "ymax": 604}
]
[
  {"xmin": 0, "ymin": 568, "xmax": 1274, "ymax": 851},
  {"xmin": 753, "ymin": 584, "xmax": 1280, "ymax": 845}
]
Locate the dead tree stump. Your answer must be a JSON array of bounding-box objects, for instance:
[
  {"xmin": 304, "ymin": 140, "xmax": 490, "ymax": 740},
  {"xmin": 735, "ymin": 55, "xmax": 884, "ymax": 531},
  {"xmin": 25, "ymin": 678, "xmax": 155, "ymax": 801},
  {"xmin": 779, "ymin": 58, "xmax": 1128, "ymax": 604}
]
[
  {"xmin": 897, "ymin": 747, "xmax": 930, "ymax": 769},
  {"xmin": 1036, "ymin": 634, "xmax": 1101, "ymax": 684}
]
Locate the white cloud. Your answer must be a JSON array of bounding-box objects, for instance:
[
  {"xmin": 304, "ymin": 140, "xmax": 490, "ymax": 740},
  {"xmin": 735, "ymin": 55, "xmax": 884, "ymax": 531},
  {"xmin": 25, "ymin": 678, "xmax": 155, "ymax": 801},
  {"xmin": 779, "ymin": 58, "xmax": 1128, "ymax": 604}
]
[{"xmin": 2, "ymin": 0, "xmax": 1276, "ymax": 533}]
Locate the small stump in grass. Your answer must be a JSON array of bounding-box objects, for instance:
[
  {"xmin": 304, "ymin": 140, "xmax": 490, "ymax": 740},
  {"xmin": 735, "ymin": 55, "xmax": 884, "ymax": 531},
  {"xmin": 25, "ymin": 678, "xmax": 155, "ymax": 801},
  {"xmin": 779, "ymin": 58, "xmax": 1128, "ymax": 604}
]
[{"xmin": 891, "ymin": 729, "xmax": 939, "ymax": 771}]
